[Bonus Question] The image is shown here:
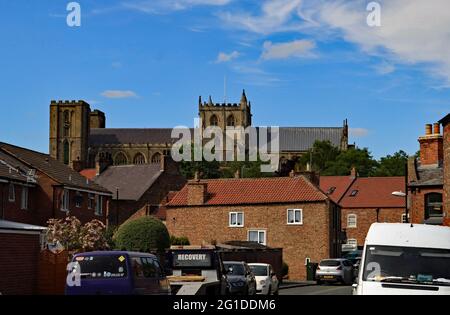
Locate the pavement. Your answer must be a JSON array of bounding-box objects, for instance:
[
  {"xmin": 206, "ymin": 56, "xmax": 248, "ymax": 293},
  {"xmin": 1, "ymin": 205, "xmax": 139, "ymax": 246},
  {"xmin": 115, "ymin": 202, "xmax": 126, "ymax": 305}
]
[
  {"xmin": 280, "ymin": 284, "xmax": 353, "ymax": 295},
  {"xmin": 279, "ymin": 281, "xmax": 317, "ymax": 289}
]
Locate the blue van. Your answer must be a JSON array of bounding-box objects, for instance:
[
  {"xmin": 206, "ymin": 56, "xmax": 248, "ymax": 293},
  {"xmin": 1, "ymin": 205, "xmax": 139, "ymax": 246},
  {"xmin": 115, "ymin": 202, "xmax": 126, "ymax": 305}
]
[{"xmin": 65, "ymin": 251, "xmax": 171, "ymax": 295}]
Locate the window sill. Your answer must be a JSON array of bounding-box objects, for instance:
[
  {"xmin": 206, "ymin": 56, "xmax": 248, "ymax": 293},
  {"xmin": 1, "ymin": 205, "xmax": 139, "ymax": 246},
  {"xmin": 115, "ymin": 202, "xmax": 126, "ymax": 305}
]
[
  {"xmin": 229, "ymin": 225, "xmax": 244, "ymax": 228},
  {"xmin": 287, "ymin": 222, "xmax": 303, "ymax": 226}
]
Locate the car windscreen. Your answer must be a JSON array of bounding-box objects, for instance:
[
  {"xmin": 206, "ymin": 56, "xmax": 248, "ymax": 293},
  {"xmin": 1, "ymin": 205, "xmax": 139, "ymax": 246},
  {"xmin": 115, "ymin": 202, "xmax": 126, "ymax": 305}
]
[
  {"xmin": 224, "ymin": 263, "xmax": 245, "ymax": 276},
  {"xmin": 320, "ymin": 260, "xmax": 341, "ymax": 267},
  {"xmin": 249, "ymin": 265, "xmax": 268, "ymax": 276},
  {"xmin": 73, "ymin": 254, "xmax": 128, "ymax": 279},
  {"xmin": 363, "ymin": 245, "xmax": 450, "ymax": 285}
]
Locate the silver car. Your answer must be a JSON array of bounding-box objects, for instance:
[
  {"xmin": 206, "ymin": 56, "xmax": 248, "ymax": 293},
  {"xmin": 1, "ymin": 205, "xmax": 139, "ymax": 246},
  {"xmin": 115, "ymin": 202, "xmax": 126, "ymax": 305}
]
[{"xmin": 316, "ymin": 259, "xmax": 354, "ymax": 285}]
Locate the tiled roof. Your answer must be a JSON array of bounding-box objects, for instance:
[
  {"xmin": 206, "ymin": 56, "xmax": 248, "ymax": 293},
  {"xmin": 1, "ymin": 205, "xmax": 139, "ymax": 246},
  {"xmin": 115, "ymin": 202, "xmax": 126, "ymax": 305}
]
[
  {"xmin": 0, "ymin": 150, "xmax": 32, "ymax": 183},
  {"xmin": 167, "ymin": 176, "xmax": 328, "ymax": 207},
  {"xmin": 0, "ymin": 142, "xmax": 110, "ymax": 193},
  {"xmin": 94, "ymin": 164, "xmax": 163, "ymax": 201},
  {"xmin": 89, "ymin": 127, "xmax": 344, "ymax": 152},
  {"xmin": 409, "ymin": 163, "xmax": 443, "ymax": 187},
  {"xmin": 339, "ymin": 177, "xmax": 406, "ymax": 208},
  {"xmin": 319, "ymin": 176, "xmax": 355, "ymax": 203}
]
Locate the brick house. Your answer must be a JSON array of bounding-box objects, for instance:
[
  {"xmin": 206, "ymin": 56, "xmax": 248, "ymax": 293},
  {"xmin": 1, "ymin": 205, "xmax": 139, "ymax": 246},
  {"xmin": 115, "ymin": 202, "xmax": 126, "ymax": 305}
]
[
  {"xmin": 440, "ymin": 114, "xmax": 450, "ymax": 226},
  {"xmin": 0, "ymin": 142, "xmax": 111, "ymax": 226},
  {"xmin": 166, "ymin": 176, "xmax": 342, "ymax": 281},
  {"xmin": 320, "ymin": 171, "xmax": 406, "ymax": 249},
  {"xmin": 89, "ymin": 156, "xmax": 186, "ymax": 226},
  {"xmin": 408, "ymin": 123, "xmax": 445, "ymax": 225}
]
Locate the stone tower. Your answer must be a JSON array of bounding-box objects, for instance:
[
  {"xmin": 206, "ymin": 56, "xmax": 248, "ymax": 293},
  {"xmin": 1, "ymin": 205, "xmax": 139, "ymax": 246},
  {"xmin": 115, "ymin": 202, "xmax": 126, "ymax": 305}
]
[
  {"xmin": 199, "ymin": 90, "xmax": 252, "ymax": 130},
  {"xmin": 49, "ymin": 100, "xmax": 91, "ymax": 171}
]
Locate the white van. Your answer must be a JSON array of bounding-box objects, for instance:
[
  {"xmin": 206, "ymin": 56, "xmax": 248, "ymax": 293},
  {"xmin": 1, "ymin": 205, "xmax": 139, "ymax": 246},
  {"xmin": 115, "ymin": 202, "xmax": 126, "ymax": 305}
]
[{"xmin": 353, "ymin": 223, "xmax": 450, "ymax": 295}]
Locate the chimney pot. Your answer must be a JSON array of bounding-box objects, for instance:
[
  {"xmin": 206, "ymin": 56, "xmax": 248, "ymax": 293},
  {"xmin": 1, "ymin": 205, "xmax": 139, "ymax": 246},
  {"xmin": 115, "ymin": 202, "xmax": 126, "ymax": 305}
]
[
  {"xmin": 425, "ymin": 124, "xmax": 433, "ymax": 135},
  {"xmin": 234, "ymin": 169, "xmax": 241, "ymax": 179},
  {"xmin": 434, "ymin": 123, "xmax": 441, "ymax": 135}
]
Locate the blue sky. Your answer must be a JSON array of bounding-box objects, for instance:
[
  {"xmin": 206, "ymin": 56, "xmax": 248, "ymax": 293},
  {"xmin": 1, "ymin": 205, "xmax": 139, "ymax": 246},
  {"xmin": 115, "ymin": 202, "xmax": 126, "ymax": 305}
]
[{"xmin": 0, "ymin": 0, "xmax": 449, "ymax": 158}]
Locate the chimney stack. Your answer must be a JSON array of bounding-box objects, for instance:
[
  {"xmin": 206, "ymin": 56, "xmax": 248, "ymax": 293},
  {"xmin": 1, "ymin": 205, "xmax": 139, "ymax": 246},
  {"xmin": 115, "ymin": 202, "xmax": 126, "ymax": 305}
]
[
  {"xmin": 187, "ymin": 180, "xmax": 208, "ymax": 206},
  {"xmin": 418, "ymin": 123, "xmax": 443, "ymax": 166},
  {"xmin": 234, "ymin": 169, "xmax": 241, "ymax": 179},
  {"xmin": 439, "ymin": 114, "xmax": 450, "ymax": 226},
  {"xmin": 350, "ymin": 167, "xmax": 357, "ymax": 178}
]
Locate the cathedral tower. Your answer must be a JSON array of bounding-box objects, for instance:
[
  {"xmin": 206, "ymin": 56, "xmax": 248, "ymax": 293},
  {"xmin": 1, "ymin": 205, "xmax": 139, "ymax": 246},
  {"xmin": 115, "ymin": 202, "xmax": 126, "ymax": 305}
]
[{"xmin": 49, "ymin": 100, "xmax": 91, "ymax": 171}]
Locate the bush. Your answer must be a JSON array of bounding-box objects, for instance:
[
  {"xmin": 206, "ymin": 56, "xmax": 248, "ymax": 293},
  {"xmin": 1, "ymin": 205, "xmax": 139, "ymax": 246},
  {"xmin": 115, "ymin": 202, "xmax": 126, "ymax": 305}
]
[
  {"xmin": 170, "ymin": 236, "xmax": 190, "ymax": 246},
  {"xmin": 281, "ymin": 261, "xmax": 289, "ymax": 278},
  {"xmin": 114, "ymin": 217, "xmax": 170, "ymax": 252}
]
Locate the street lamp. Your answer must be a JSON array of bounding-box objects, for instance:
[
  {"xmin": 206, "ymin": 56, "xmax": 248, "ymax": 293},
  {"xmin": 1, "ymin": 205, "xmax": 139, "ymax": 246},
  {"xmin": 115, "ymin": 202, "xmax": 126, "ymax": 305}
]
[{"xmin": 392, "ymin": 190, "xmax": 408, "ymax": 223}]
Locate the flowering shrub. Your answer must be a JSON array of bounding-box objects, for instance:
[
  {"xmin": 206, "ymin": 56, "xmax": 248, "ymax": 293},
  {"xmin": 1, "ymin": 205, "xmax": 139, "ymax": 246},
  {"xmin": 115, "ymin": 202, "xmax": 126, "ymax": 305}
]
[{"xmin": 46, "ymin": 216, "xmax": 109, "ymax": 252}]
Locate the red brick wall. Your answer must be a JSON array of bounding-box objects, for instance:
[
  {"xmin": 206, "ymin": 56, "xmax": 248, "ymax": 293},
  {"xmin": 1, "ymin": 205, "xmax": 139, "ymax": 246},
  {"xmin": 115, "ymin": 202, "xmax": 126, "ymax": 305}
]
[
  {"xmin": 410, "ymin": 187, "xmax": 443, "ymax": 224},
  {"xmin": 419, "ymin": 136, "xmax": 443, "ymax": 166},
  {"xmin": 167, "ymin": 202, "xmax": 335, "ymax": 281},
  {"xmin": 0, "ymin": 232, "xmax": 41, "ymax": 295},
  {"xmin": 1, "ymin": 170, "xmax": 108, "ymax": 226},
  {"xmin": 342, "ymin": 208, "xmax": 405, "ymax": 246},
  {"xmin": 444, "ymin": 122, "xmax": 450, "ymax": 225}
]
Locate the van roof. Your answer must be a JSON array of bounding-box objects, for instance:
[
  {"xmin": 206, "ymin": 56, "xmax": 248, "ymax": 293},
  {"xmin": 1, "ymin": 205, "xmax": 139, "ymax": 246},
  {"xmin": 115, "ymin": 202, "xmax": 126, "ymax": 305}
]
[
  {"xmin": 73, "ymin": 251, "xmax": 157, "ymax": 257},
  {"xmin": 366, "ymin": 223, "xmax": 450, "ymax": 249}
]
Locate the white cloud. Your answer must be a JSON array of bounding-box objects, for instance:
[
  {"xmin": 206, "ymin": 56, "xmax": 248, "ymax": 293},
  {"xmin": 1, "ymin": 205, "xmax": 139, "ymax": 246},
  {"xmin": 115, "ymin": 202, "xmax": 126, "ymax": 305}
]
[
  {"xmin": 123, "ymin": 0, "xmax": 232, "ymax": 14},
  {"xmin": 349, "ymin": 128, "xmax": 369, "ymax": 138},
  {"xmin": 261, "ymin": 39, "xmax": 316, "ymax": 60},
  {"xmin": 373, "ymin": 62, "xmax": 395, "ymax": 75},
  {"xmin": 216, "ymin": 51, "xmax": 240, "ymax": 63},
  {"xmin": 101, "ymin": 90, "xmax": 138, "ymax": 99},
  {"xmin": 219, "ymin": 0, "xmax": 450, "ymax": 85}
]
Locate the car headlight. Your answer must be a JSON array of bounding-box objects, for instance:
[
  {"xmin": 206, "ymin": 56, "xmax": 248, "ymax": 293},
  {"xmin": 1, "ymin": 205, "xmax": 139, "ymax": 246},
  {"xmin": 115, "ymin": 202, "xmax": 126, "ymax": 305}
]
[{"xmin": 260, "ymin": 280, "xmax": 266, "ymax": 286}]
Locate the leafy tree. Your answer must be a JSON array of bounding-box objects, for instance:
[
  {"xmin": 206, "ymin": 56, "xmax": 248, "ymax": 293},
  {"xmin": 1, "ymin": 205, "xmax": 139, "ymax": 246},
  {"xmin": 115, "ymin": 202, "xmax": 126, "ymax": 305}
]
[
  {"xmin": 178, "ymin": 144, "xmax": 222, "ymax": 179},
  {"xmin": 114, "ymin": 216, "xmax": 170, "ymax": 252},
  {"xmin": 298, "ymin": 140, "xmax": 340, "ymax": 173},
  {"xmin": 322, "ymin": 147, "xmax": 379, "ymax": 177},
  {"xmin": 373, "ymin": 150, "xmax": 409, "ymax": 176},
  {"xmin": 170, "ymin": 236, "xmax": 190, "ymax": 246}
]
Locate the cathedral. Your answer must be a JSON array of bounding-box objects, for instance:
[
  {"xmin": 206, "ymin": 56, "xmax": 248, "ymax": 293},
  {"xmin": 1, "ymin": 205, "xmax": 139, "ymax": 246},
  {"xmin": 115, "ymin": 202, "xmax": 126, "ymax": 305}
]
[{"xmin": 49, "ymin": 90, "xmax": 349, "ymax": 171}]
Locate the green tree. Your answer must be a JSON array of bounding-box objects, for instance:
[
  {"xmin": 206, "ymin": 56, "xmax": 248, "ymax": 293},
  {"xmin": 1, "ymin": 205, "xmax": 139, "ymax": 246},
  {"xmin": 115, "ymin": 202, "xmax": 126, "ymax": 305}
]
[
  {"xmin": 323, "ymin": 148, "xmax": 379, "ymax": 177},
  {"xmin": 298, "ymin": 140, "xmax": 340, "ymax": 173},
  {"xmin": 373, "ymin": 150, "xmax": 409, "ymax": 176},
  {"xmin": 170, "ymin": 236, "xmax": 190, "ymax": 246},
  {"xmin": 114, "ymin": 217, "xmax": 170, "ymax": 252},
  {"xmin": 178, "ymin": 144, "xmax": 222, "ymax": 179}
]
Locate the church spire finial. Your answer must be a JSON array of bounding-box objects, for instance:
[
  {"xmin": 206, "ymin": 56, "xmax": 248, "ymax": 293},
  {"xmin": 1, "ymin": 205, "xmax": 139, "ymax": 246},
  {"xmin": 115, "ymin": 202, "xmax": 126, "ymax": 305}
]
[
  {"xmin": 208, "ymin": 95, "xmax": 213, "ymax": 106},
  {"xmin": 199, "ymin": 95, "xmax": 202, "ymax": 106},
  {"xmin": 240, "ymin": 89, "xmax": 247, "ymax": 104}
]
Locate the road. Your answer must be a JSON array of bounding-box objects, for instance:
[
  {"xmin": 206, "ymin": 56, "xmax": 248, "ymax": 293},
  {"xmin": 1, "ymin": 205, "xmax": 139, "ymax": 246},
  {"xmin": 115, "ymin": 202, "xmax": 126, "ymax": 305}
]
[{"xmin": 280, "ymin": 284, "xmax": 353, "ymax": 295}]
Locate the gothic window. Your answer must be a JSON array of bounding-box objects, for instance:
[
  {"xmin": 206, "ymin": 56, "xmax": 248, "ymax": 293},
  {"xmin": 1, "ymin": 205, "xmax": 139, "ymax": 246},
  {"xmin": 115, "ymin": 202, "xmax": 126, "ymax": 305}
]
[
  {"xmin": 63, "ymin": 140, "xmax": 70, "ymax": 165},
  {"xmin": 133, "ymin": 153, "xmax": 146, "ymax": 165},
  {"xmin": 63, "ymin": 110, "xmax": 71, "ymax": 137},
  {"xmin": 151, "ymin": 152, "xmax": 162, "ymax": 164},
  {"xmin": 210, "ymin": 115, "xmax": 218, "ymax": 127},
  {"xmin": 227, "ymin": 115, "xmax": 235, "ymax": 127},
  {"xmin": 114, "ymin": 152, "xmax": 128, "ymax": 166},
  {"xmin": 425, "ymin": 193, "xmax": 443, "ymax": 218}
]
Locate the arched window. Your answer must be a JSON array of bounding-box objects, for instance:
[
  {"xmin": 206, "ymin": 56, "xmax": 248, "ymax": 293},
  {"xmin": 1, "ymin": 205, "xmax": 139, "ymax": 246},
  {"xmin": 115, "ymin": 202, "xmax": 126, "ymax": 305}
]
[
  {"xmin": 210, "ymin": 115, "xmax": 218, "ymax": 127},
  {"xmin": 133, "ymin": 153, "xmax": 146, "ymax": 165},
  {"xmin": 227, "ymin": 115, "xmax": 235, "ymax": 127},
  {"xmin": 151, "ymin": 152, "xmax": 162, "ymax": 164},
  {"xmin": 425, "ymin": 193, "xmax": 443, "ymax": 218},
  {"xmin": 63, "ymin": 110, "xmax": 71, "ymax": 137},
  {"xmin": 63, "ymin": 140, "xmax": 70, "ymax": 165},
  {"xmin": 114, "ymin": 152, "xmax": 128, "ymax": 166}
]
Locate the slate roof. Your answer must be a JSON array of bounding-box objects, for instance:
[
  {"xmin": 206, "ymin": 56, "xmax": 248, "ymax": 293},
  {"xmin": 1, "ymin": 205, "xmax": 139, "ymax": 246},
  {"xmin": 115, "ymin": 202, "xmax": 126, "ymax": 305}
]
[
  {"xmin": 339, "ymin": 177, "xmax": 406, "ymax": 208},
  {"xmin": 0, "ymin": 219, "xmax": 47, "ymax": 231},
  {"xmin": 89, "ymin": 127, "xmax": 344, "ymax": 152},
  {"xmin": 0, "ymin": 142, "xmax": 110, "ymax": 193},
  {"xmin": 94, "ymin": 164, "xmax": 163, "ymax": 201},
  {"xmin": 167, "ymin": 176, "xmax": 328, "ymax": 207},
  {"xmin": 409, "ymin": 164, "xmax": 444, "ymax": 187},
  {"xmin": 319, "ymin": 176, "xmax": 356, "ymax": 203},
  {"xmin": 0, "ymin": 150, "xmax": 32, "ymax": 183}
]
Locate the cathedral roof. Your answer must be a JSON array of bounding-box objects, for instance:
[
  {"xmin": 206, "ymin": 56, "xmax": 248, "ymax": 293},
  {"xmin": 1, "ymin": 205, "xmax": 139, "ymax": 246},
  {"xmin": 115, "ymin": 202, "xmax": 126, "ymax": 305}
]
[{"xmin": 89, "ymin": 127, "xmax": 345, "ymax": 152}]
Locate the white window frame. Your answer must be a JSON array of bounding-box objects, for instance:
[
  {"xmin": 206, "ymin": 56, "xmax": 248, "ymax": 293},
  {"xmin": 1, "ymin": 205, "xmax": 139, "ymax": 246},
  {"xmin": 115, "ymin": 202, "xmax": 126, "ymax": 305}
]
[
  {"xmin": 8, "ymin": 183, "xmax": 15, "ymax": 202},
  {"xmin": 347, "ymin": 214, "xmax": 357, "ymax": 228},
  {"xmin": 75, "ymin": 191, "xmax": 82, "ymax": 208},
  {"xmin": 229, "ymin": 212, "xmax": 244, "ymax": 227},
  {"xmin": 248, "ymin": 230, "xmax": 266, "ymax": 246},
  {"xmin": 88, "ymin": 193, "xmax": 94, "ymax": 209},
  {"xmin": 401, "ymin": 213, "xmax": 410, "ymax": 223},
  {"xmin": 287, "ymin": 209, "xmax": 303, "ymax": 225},
  {"xmin": 21, "ymin": 186, "xmax": 29, "ymax": 210},
  {"xmin": 61, "ymin": 189, "xmax": 70, "ymax": 212},
  {"xmin": 95, "ymin": 195, "xmax": 103, "ymax": 216},
  {"xmin": 347, "ymin": 239, "xmax": 358, "ymax": 247}
]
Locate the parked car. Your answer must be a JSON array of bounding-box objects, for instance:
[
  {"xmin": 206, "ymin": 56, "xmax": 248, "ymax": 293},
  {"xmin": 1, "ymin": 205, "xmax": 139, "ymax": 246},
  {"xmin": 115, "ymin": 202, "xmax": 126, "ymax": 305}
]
[
  {"xmin": 248, "ymin": 263, "xmax": 279, "ymax": 295},
  {"xmin": 65, "ymin": 251, "xmax": 171, "ymax": 295},
  {"xmin": 223, "ymin": 261, "xmax": 257, "ymax": 295},
  {"xmin": 354, "ymin": 223, "xmax": 450, "ymax": 295},
  {"xmin": 316, "ymin": 258, "xmax": 354, "ymax": 285}
]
